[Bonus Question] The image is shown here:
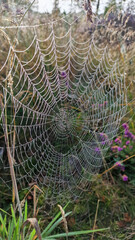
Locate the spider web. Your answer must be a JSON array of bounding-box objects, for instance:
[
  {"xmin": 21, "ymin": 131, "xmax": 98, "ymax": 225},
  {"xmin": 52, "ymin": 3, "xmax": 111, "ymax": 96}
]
[{"xmin": 0, "ymin": 13, "xmax": 134, "ymax": 200}]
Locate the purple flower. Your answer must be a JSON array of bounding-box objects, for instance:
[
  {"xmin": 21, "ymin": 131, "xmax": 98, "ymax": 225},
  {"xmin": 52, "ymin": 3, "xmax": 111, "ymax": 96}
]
[
  {"xmin": 124, "ymin": 130, "xmax": 134, "ymax": 139},
  {"xmin": 114, "ymin": 137, "xmax": 121, "ymax": 144},
  {"xmin": 115, "ymin": 161, "xmax": 125, "ymax": 171},
  {"xmin": 124, "ymin": 129, "xmax": 129, "ymax": 137},
  {"xmin": 126, "ymin": 140, "xmax": 130, "ymax": 145},
  {"xmin": 117, "ymin": 147, "xmax": 123, "ymax": 152},
  {"xmin": 101, "ymin": 141, "xmax": 105, "ymax": 145},
  {"xmin": 100, "ymin": 133, "xmax": 104, "ymax": 137},
  {"xmin": 95, "ymin": 147, "xmax": 100, "ymax": 153},
  {"xmin": 110, "ymin": 140, "xmax": 113, "ymax": 145},
  {"xmin": 115, "ymin": 161, "xmax": 122, "ymax": 167},
  {"xmin": 132, "ymin": 135, "xmax": 135, "ymax": 141},
  {"xmin": 128, "ymin": 132, "xmax": 134, "ymax": 139},
  {"xmin": 121, "ymin": 165, "xmax": 125, "ymax": 172},
  {"xmin": 61, "ymin": 71, "xmax": 67, "ymax": 78},
  {"xmin": 122, "ymin": 123, "xmax": 129, "ymax": 130},
  {"xmin": 111, "ymin": 146, "xmax": 118, "ymax": 152},
  {"xmin": 99, "ymin": 104, "xmax": 103, "ymax": 107},
  {"xmin": 100, "ymin": 133, "xmax": 108, "ymax": 140},
  {"xmin": 121, "ymin": 174, "xmax": 128, "ymax": 182},
  {"xmin": 104, "ymin": 101, "xmax": 108, "ymax": 105},
  {"xmin": 123, "ymin": 145, "xmax": 126, "ymax": 149}
]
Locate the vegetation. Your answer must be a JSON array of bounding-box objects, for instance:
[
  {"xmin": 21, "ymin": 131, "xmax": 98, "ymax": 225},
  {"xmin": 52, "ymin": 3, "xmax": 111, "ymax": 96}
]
[
  {"xmin": 0, "ymin": 202, "xmax": 108, "ymax": 239},
  {"xmin": 0, "ymin": 0, "xmax": 135, "ymax": 239}
]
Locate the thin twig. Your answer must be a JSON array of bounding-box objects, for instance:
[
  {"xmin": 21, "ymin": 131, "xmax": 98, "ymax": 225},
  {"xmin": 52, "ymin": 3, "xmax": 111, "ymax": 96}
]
[
  {"xmin": 33, "ymin": 185, "xmax": 37, "ymax": 217},
  {"xmin": 99, "ymin": 154, "xmax": 135, "ymax": 178},
  {"xmin": 91, "ymin": 199, "xmax": 100, "ymax": 240}
]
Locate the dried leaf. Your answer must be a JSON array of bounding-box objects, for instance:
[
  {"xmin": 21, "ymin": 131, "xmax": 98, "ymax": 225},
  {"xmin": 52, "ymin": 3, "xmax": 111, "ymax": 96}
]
[
  {"xmin": 22, "ymin": 218, "xmax": 41, "ymax": 240},
  {"xmin": 124, "ymin": 213, "xmax": 131, "ymax": 223},
  {"xmin": 117, "ymin": 221, "xmax": 126, "ymax": 228},
  {"xmin": 68, "ymin": 217, "xmax": 76, "ymax": 227},
  {"xmin": 32, "ymin": 235, "xmax": 38, "ymax": 240},
  {"xmin": 33, "ymin": 185, "xmax": 43, "ymax": 193}
]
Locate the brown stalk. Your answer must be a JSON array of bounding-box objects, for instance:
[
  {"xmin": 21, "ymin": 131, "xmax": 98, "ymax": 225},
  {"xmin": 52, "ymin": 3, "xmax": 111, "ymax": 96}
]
[
  {"xmin": 99, "ymin": 154, "xmax": 135, "ymax": 178},
  {"xmin": 91, "ymin": 199, "xmax": 100, "ymax": 240},
  {"xmin": 0, "ymin": 95, "xmax": 22, "ymax": 217},
  {"xmin": 33, "ymin": 185, "xmax": 37, "ymax": 218},
  {"xmin": 22, "ymin": 218, "xmax": 42, "ymax": 240},
  {"xmin": 58, "ymin": 204, "xmax": 68, "ymax": 240}
]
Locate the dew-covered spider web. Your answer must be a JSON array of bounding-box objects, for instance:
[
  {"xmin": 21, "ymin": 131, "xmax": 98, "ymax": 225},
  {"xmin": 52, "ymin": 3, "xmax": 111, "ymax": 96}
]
[{"xmin": 0, "ymin": 10, "xmax": 135, "ymax": 200}]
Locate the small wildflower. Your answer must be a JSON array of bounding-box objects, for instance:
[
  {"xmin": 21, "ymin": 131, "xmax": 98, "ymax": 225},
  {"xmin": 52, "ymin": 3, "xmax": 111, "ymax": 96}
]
[
  {"xmin": 114, "ymin": 137, "xmax": 121, "ymax": 144},
  {"xmin": 115, "ymin": 161, "xmax": 125, "ymax": 171},
  {"xmin": 115, "ymin": 161, "xmax": 121, "ymax": 167},
  {"xmin": 124, "ymin": 130, "xmax": 134, "ymax": 139},
  {"xmin": 121, "ymin": 174, "xmax": 128, "ymax": 182},
  {"xmin": 129, "ymin": 145, "xmax": 133, "ymax": 149},
  {"xmin": 117, "ymin": 147, "xmax": 123, "ymax": 152},
  {"xmin": 95, "ymin": 147, "xmax": 100, "ymax": 153},
  {"xmin": 132, "ymin": 135, "xmax": 135, "ymax": 141},
  {"xmin": 61, "ymin": 71, "xmax": 67, "ymax": 78},
  {"xmin": 111, "ymin": 146, "xmax": 118, "ymax": 152},
  {"xmin": 121, "ymin": 165, "xmax": 125, "ymax": 172},
  {"xmin": 110, "ymin": 140, "xmax": 113, "ymax": 145},
  {"xmin": 123, "ymin": 145, "xmax": 126, "ymax": 149},
  {"xmin": 100, "ymin": 133, "xmax": 108, "ymax": 139},
  {"xmin": 99, "ymin": 104, "xmax": 103, "ymax": 107},
  {"xmin": 126, "ymin": 140, "xmax": 130, "ymax": 145},
  {"xmin": 122, "ymin": 123, "xmax": 129, "ymax": 130},
  {"xmin": 100, "ymin": 133, "xmax": 104, "ymax": 137}
]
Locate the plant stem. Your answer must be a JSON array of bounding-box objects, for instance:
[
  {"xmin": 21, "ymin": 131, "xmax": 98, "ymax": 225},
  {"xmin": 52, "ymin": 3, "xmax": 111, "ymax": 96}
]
[
  {"xmin": 91, "ymin": 199, "xmax": 100, "ymax": 240},
  {"xmin": 0, "ymin": 96, "xmax": 22, "ymax": 217}
]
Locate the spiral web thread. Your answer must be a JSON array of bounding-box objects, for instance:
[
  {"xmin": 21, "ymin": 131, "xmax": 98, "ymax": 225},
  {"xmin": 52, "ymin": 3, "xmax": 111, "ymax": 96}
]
[{"xmin": 0, "ymin": 14, "xmax": 132, "ymax": 200}]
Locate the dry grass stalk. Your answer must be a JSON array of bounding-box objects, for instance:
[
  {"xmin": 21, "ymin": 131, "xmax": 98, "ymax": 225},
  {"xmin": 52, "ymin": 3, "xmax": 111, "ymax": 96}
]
[
  {"xmin": 84, "ymin": 0, "xmax": 93, "ymax": 22},
  {"xmin": 58, "ymin": 204, "xmax": 69, "ymax": 240},
  {"xmin": 99, "ymin": 154, "xmax": 135, "ymax": 178},
  {"xmin": 0, "ymin": 95, "xmax": 22, "ymax": 217},
  {"xmin": 91, "ymin": 199, "xmax": 100, "ymax": 240},
  {"xmin": 22, "ymin": 218, "xmax": 42, "ymax": 240}
]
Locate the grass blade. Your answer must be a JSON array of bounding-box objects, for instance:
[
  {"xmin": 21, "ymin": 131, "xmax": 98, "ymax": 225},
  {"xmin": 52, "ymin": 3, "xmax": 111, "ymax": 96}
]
[
  {"xmin": 44, "ymin": 228, "xmax": 109, "ymax": 239},
  {"xmin": 0, "ymin": 213, "xmax": 8, "ymax": 237},
  {"xmin": 42, "ymin": 202, "xmax": 69, "ymax": 236},
  {"xmin": 11, "ymin": 205, "xmax": 17, "ymax": 226},
  {"xmin": 8, "ymin": 219, "xmax": 14, "ymax": 240},
  {"xmin": 43, "ymin": 212, "xmax": 72, "ymax": 237}
]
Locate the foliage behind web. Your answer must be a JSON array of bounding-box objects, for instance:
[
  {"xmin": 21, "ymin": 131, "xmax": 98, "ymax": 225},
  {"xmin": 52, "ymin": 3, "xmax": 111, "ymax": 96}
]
[{"xmin": 0, "ymin": 8, "xmax": 134, "ymax": 201}]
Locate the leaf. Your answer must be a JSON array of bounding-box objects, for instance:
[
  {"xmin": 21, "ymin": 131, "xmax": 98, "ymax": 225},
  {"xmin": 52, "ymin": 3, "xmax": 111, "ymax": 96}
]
[
  {"xmin": 117, "ymin": 221, "xmax": 126, "ymax": 228},
  {"xmin": 8, "ymin": 219, "xmax": 14, "ymax": 240},
  {"xmin": 0, "ymin": 214, "xmax": 8, "ymax": 237},
  {"xmin": 43, "ymin": 228, "xmax": 109, "ymax": 239},
  {"xmin": 22, "ymin": 218, "xmax": 41, "ymax": 240},
  {"xmin": 44, "ymin": 212, "xmax": 71, "ymax": 237},
  {"xmin": 0, "ymin": 208, "xmax": 11, "ymax": 216},
  {"xmin": 11, "ymin": 205, "xmax": 17, "ymax": 227},
  {"xmin": 123, "ymin": 213, "xmax": 131, "ymax": 223},
  {"xmin": 41, "ymin": 202, "xmax": 69, "ymax": 236}
]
